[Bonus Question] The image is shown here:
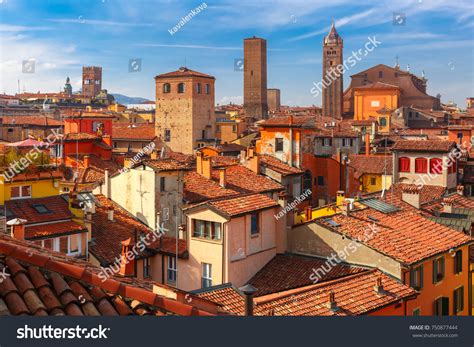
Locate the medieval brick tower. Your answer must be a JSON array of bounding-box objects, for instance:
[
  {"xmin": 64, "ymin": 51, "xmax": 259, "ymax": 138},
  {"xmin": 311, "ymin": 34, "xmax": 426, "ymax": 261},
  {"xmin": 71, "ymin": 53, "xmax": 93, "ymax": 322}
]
[
  {"xmin": 244, "ymin": 37, "xmax": 268, "ymax": 120},
  {"xmin": 82, "ymin": 66, "xmax": 102, "ymax": 97},
  {"xmin": 322, "ymin": 23, "xmax": 343, "ymax": 119},
  {"xmin": 155, "ymin": 67, "xmax": 216, "ymax": 154}
]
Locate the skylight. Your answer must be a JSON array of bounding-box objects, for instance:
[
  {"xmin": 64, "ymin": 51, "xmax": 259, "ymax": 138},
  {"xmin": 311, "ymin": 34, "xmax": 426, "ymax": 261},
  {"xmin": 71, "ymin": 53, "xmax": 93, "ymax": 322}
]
[{"xmin": 32, "ymin": 204, "xmax": 51, "ymax": 214}]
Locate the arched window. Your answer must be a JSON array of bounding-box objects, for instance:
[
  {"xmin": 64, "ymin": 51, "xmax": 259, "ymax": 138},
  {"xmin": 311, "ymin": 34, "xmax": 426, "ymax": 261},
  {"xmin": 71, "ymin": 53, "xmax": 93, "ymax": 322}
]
[
  {"xmin": 415, "ymin": 158, "xmax": 428, "ymax": 173},
  {"xmin": 379, "ymin": 117, "xmax": 387, "ymax": 127},
  {"xmin": 430, "ymin": 158, "xmax": 443, "ymax": 174},
  {"xmin": 177, "ymin": 83, "xmax": 185, "ymax": 93},
  {"xmin": 399, "ymin": 157, "xmax": 410, "ymax": 173},
  {"xmin": 163, "ymin": 83, "xmax": 171, "ymax": 94}
]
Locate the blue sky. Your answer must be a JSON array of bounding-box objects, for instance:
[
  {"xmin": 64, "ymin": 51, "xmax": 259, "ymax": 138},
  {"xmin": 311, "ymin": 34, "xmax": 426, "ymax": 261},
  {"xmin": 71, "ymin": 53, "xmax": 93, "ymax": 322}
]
[{"xmin": 0, "ymin": 0, "xmax": 473, "ymax": 107}]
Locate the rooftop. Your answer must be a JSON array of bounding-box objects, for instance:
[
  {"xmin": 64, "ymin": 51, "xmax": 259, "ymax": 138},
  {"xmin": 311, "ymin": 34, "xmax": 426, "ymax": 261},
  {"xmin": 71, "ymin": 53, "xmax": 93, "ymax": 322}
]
[
  {"xmin": 155, "ymin": 67, "xmax": 215, "ymax": 80},
  {"xmin": 391, "ymin": 140, "xmax": 456, "ymax": 152}
]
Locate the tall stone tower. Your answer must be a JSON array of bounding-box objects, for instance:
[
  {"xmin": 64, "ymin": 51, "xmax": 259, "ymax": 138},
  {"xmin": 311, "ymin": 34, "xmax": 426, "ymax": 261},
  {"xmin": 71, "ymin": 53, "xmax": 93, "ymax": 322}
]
[
  {"xmin": 322, "ymin": 23, "xmax": 343, "ymax": 119},
  {"xmin": 155, "ymin": 67, "xmax": 216, "ymax": 154},
  {"xmin": 244, "ymin": 37, "xmax": 268, "ymax": 120},
  {"xmin": 82, "ymin": 66, "xmax": 102, "ymax": 97}
]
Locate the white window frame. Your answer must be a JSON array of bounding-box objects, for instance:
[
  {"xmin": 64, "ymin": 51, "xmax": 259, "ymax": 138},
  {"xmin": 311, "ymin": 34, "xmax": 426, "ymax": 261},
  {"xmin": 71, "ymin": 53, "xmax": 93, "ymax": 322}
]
[
  {"xmin": 143, "ymin": 257, "xmax": 151, "ymax": 278},
  {"xmin": 202, "ymin": 263, "xmax": 212, "ymax": 288},
  {"xmin": 323, "ymin": 138, "xmax": 331, "ymax": 147},
  {"xmin": 10, "ymin": 185, "xmax": 32, "ymax": 200},
  {"xmin": 342, "ymin": 138, "xmax": 352, "ymax": 147},
  {"xmin": 167, "ymin": 256, "xmax": 177, "ymax": 283}
]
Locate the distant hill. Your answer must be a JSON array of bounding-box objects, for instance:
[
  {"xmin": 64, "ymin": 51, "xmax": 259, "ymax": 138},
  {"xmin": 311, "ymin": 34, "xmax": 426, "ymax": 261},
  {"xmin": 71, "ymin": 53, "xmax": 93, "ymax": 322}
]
[{"xmin": 111, "ymin": 93, "xmax": 151, "ymax": 105}]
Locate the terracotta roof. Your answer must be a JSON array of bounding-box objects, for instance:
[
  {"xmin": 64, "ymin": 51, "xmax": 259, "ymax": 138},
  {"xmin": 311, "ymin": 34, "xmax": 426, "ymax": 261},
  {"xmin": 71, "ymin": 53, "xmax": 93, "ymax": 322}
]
[
  {"xmin": 259, "ymin": 154, "xmax": 304, "ymax": 176},
  {"xmin": 351, "ymin": 119, "xmax": 376, "ymax": 126},
  {"xmin": 25, "ymin": 221, "xmax": 86, "ymax": 240},
  {"xmin": 5, "ymin": 195, "xmax": 73, "ymax": 225},
  {"xmin": 90, "ymin": 195, "xmax": 187, "ymax": 266},
  {"xmin": 64, "ymin": 155, "xmax": 122, "ymax": 186},
  {"xmin": 391, "ymin": 183, "xmax": 446, "ymax": 205},
  {"xmin": 0, "ymin": 234, "xmax": 217, "ymax": 316},
  {"xmin": 0, "ymin": 116, "xmax": 62, "ymax": 127},
  {"xmin": 348, "ymin": 154, "xmax": 393, "ymax": 178},
  {"xmin": 316, "ymin": 197, "xmax": 473, "ymax": 265},
  {"xmin": 188, "ymin": 193, "xmax": 279, "ymax": 218},
  {"xmin": 63, "ymin": 133, "xmax": 99, "ymax": 141},
  {"xmin": 1, "ymin": 169, "xmax": 63, "ymax": 183},
  {"xmin": 391, "ymin": 140, "xmax": 456, "ymax": 152},
  {"xmin": 259, "ymin": 115, "xmax": 316, "ymax": 128},
  {"xmin": 197, "ymin": 270, "xmax": 417, "ymax": 316},
  {"xmin": 141, "ymin": 158, "xmax": 191, "ymax": 171},
  {"xmin": 423, "ymin": 192, "xmax": 474, "ymax": 213},
  {"xmin": 184, "ymin": 171, "xmax": 238, "ymax": 203},
  {"xmin": 112, "ymin": 123, "xmax": 156, "ymax": 141},
  {"xmin": 248, "ymin": 254, "xmax": 367, "ymax": 297},
  {"xmin": 252, "ymin": 270, "xmax": 416, "ymax": 316},
  {"xmin": 155, "ymin": 67, "xmax": 215, "ymax": 80},
  {"xmin": 200, "ymin": 143, "xmax": 245, "ymax": 154}
]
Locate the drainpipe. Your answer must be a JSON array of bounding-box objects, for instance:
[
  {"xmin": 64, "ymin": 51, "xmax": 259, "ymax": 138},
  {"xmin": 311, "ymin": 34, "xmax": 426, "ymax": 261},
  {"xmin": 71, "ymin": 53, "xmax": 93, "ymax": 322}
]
[
  {"xmin": 289, "ymin": 115, "xmax": 294, "ymax": 167},
  {"xmin": 239, "ymin": 284, "xmax": 257, "ymax": 316}
]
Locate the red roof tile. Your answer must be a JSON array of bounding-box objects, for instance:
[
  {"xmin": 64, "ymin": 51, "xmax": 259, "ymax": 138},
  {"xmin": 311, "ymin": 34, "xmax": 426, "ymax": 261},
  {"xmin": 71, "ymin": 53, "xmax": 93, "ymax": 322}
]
[
  {"xmin": 259, "ymin": 154, "xmax": 304, "ymax": 176},
  {"xmin": 349, "ymin": 154, "xmax": 393, "ymax": 178},
  {"xmin": 5, "ymin": 195, "xmax": 73, "ymax": 225},
  {"xmin": 25, "ymin": 221, "xmax": 86, "ymax": 240},
  {"xmin": 112, "ymin": 123, "xmax": 156, "ymax": 141},
  {"xmin": 155, "ymin": 67, "xmax": 215, "ymax": 79},
  {"xmin": 391, "ymin": 183, "xmax": 446, "ymax": 205},
  {"xmin": 392, "ymin": 140, "xmax": 456, "ymax": 152},
  {"xmin": 0, "ymin": 116, "xmax": 62, "ymax": 127}
]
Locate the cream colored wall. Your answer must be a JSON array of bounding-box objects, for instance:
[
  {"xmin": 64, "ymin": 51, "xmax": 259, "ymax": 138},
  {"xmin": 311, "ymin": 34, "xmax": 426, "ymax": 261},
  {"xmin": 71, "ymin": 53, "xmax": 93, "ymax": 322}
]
[
  {"xmin": 110, "ymin": 166, "xmax": 156, "ymax": 228},
  {"xmin": 289, "ymin": 222, "xmax": 402, "ymax": 278}
]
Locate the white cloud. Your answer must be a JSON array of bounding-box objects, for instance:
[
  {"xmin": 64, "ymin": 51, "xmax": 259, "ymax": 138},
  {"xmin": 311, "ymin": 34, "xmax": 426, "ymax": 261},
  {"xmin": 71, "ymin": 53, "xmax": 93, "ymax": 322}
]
[{"xmin": 217, "ymin": 95, "xmax": 242, "ymax": 105}]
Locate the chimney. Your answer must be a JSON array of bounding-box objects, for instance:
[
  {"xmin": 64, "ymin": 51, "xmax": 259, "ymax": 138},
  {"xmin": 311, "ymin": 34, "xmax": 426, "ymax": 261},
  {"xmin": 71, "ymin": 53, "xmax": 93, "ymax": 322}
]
[
  {"xmin": 305, "ymin": 206, "xmax": 312, "ymax": 221},
  {"xmin": 104, "ymin": 169, "xmax": 110, "ymax": 198},
  {"xmin": 442, "ymin": 198, "xmax": 453, "ymax": 213},
  {"xmin": 401, "ymin": 185, "xmax": 421, "ymax": 209},
  {"xmin": 374, "ymin": 276, "xmax": 384, "ymax": 294},
  {"xmin": 341, "ymin": 200, "xmax": 351, "ymax": 216},
  {"xmin": 239, "ymin": 284, "xmax": 257, "ymax": 316},
  {"xmin": 7, "ymin": 218, "xmax": 27, "ymax": 240},
  {"xmin": 202, "ymin": 156, "xmax": 212, "ymax": 179},
  {"xmin": 83, "ymin": 155, "xmax": 90, "ymax": 168},
  {"xmin": 247, "ymin": 146, "xmax": 255, "ymax": 158},
  {"xmin": 218, "ymin": 168, "xmax": 226, "ymax": 188},
  {"xmin": 150, "ymin": 150, "xmax": 158, "ymax": 160},
  {"xmin": 327, "ymin": 291, "xmax": 339, "ymax": 312},
  {"xmin": 84, "ymin": 212, "xmax": 93, "ymax": 241},
  {"xmin": 107, "ymin": 207, "xmax": 114, "ymax": 221},
  {"xmin": 119, "ymin": 238, "xmax": 135, "ymax": 276},
  {"xmin": 365, "ymin": 133, "xmax": 370, "ymax": 156},
  {"xmin": 456, "ymin": 185, "xmax": 464, "ymax": 196},
  {"xmin": 178, "ymin": 224, "xmax": 185, "ymax": 239},
  {"xmin": 336, "ymin": 190, "xmax": 345, "ymax": 206},
  {"xmin": 196, "ymin": 151, "xmax": 204, "ymax": 175}
]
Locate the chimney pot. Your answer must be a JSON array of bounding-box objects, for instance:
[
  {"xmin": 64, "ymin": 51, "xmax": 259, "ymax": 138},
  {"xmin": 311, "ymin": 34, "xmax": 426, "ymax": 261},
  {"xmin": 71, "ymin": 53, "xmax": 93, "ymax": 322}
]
[
  {"xmin": 327, "ymin": 291, "xmax": 338, "ymax": 311},
  {"xmin": 7, "ymin": 218, "xmax": 27, "ymax": 240},
  {"xmin": 107, "ymin": 207, "xmax": 114, "ymax": 221},
  {"xmin": 239, "ymin": 284, "xmax": 257, "ymax": 316},
  {"xmin": 83, "ymin": 155, "xmax": 90, "ymax": 168},
  {"xmin": 374, "ymin": 276, "xmax": 384, "ymax": 294},
  {"xmin": 218, "ymin": 168, "xmax": 226, "ymax": 188}
]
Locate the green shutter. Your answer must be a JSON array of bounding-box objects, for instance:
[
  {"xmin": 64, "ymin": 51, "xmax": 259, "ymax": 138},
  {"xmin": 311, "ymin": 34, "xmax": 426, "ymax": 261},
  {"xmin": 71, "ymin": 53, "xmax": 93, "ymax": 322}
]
[
  {"xmin": 460, "ymin": 287, "xmax": 464, "ymax": 312},
  {"xmin": 442, "ymin": 297, "xmax": 449, "ymax": 315},
  {"xmin": 410, "ymin": 269, "xmax": 415, "ymax": 288},
  {"xmin": 453, "ymin": 289, "xmax": 458, "ymax": 315}
]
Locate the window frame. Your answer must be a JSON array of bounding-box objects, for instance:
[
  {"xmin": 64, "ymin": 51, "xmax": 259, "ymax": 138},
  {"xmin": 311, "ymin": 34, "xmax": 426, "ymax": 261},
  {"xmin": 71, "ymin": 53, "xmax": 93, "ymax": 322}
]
[
  {"xmin": 177, "ymin": 83, "xmax": 185, "ymax": 93},
  {"xmin": 143, "ymin": 257, "xmax": 151, "ymax": 278},
  {"xmin": 454, "ymin": 250, "xmax": 462, "ymax": 274},
  {"xmin": 410, "ymin": 265, "xmax": 424, "ymax": 290},
  {"xmin": 164, "ymin": 129, "xmax": 171, "ymax": 142},
  {"xmin": 453, "ymin": 286, "xmax": 464, "ymax": 315},
  {"xmin": 10, "ymin": 185, "xmax": 32, "ymax": 200},
  {"xmin": 167, "ymin": 256, "xmax": 177, "ymax": 283},
  {"xmin": 432, "ymin": 256, "xmax": 445, "ymax": 284},
  {"xmin": 275, "ymin": 138, "xmax": 284, "ymax": 152},
  {"xmin": 163, "ymin": 83, "xmax": 171, "ymax": 94},
  {"xmin": 415, "ymin": 157, "xmax": 428, "ymax": 173},
  {"xmin": 398, "ymin": 157, "xmax": 411, "ymax": 173},
  {"xmin": 202, "ymin": 263, "xmax": 212, "ymax": 288},
  {"xmin": 250, "ymin": 213, "xmax": 259, "ymax": 235}
]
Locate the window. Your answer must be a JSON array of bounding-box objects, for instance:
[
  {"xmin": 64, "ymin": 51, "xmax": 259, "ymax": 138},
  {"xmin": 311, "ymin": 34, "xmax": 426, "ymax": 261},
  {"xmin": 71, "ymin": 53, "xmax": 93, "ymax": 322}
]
[
  {"xmin": 342, "ymin": 138, "xmax": 353, "ymax": 147},
  {"xmin": 68, "ymin": 234, "xmax": 81, "ymax": 255},
  {"xmin": 196, "ymin": 83, "xmax": 202, "ymax": 94},
  {"xmin": 410, "ymin": 265, "xmax": 424, "ymax": 290},
  {"xmin": 10, "ymin": 185, "xmax": 31, "ymax": 199},
  {"xmin": 430, "ymin": 158, "xmax": 443, "ymax": 174},
  {"xmin": 433, "ymin": 297, "xmax": 449, "ymax": 316},
  {"xmin": 160, "ymin": 177, "xmax": 166, "ymax": 192},
  {"xmin": 32, "ymin": 204, "xmax": 51, "ymax": 214},
  {"xmin": 202, "ymin": 263, "xmax": 212, "ymax": 288},
  {"xmin": 7, "ymin": 128, "xmax": 13, "ymax": 133},
  {"xmin": 415, "ymin": 158, "xmax": 428, "ymax": 173},
  {"xmin": 317, "ymin": 176, "xmax": 324, "ymax": 186},
  {"xmin": 205, "ymin": 84, "xmax": 210, "ymax": 94},
  {"xmin": 293, "ymin": 177, "xmax": 302, "ymax": 198},
  {"xmin": 379, "ymin": 117, "xmax": 387, "ymax": 127},
  {"xmin": 193, "ymin": 220, "xmax": 221, "ymax": 240},
  {"xmin": 177, "ymin": 83, "xmax": 185, "ymax": 93},
  {"xmin": 453, "ymin": 286, "xmax": 464, "ymax": 315},
  {"xmin": 167, "ymin": 256, "xmax": 177, "ymax": 283},
  {"xmin": 412, "ymin": 308, "xmax": 421, "ymax": 316},
  {"xmin": 232, "ymin": 125, "xmax": 237, "ymax": 133},
  {"xmin": 163, "ymin": 83, "xmax": 171, "ymax": 93},
  {"xmin": 143, "ymin": 257, "xmax": 151, "ymax": 278},
  {"xmin": 323, "ymin": 138, "xmax": 332, "ymax": 147},
  {"xmin": 370, "ymin": 177, "xmax": 376, "ymax": 186},
  {"xmin": 250, "ymin": 213, "xmax": 259, "ymax": 235},
  {"xmin": 433, "ymin": 257, "xmax": 445, "ymax": 284},
  {"xmin": 398, "ymin": 157, "xmax": 410, "ymax": 173},
  {"xmin": 164, "ymin": 129, "xmax": 171, "ymax": 142},
  {"xmin": 454, "ymin": 250, "xmax": 462, "ymax": 274},
  {"xmin": 303, "ymin": 171, "xmax": 312, "ymax": 192},
  {"xmin": 84, "ymin": 79, "xmax": 90, "ymax": 85},
  {"xmin": 275, "ymin": 138, "xmax": 284, "ymax": 152}
]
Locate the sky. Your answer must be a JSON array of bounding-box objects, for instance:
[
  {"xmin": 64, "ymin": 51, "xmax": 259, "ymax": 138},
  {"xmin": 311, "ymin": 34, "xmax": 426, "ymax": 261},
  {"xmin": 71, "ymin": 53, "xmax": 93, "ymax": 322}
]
[{"xmin": 0, "ymin": 0, "xmax": 473, "ymax": 108}]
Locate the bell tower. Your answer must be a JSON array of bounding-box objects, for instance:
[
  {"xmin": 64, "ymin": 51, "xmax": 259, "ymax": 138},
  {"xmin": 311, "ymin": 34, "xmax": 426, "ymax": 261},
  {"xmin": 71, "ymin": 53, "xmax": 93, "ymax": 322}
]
[{"xmin": 322, "ymin": 22, "xmax": 343, "ymax": 119}]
